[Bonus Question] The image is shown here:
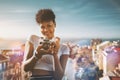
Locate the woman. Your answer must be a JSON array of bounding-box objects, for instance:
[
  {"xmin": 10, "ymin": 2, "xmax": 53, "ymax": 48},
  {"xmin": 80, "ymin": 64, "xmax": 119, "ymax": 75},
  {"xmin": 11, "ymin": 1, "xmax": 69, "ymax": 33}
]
[{"xmin": 22, "ymin": 9, "xmax": 69, "ymax": 80}]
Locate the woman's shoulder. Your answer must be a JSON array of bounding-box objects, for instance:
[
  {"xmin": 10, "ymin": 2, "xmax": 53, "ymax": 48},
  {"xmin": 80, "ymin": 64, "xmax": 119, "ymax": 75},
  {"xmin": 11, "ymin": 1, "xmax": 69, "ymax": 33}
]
[
  {"xmin": 29, "ymin": 34, "xmax": 39, "ymax": 39},
  {"xmin": 27, "ymin": 34, "xmax": 40, "ymax": 43},
  {"xmin": 61, "ymin": 43, "xmax": 69, "ymax": 48},
  {"xmin": 60, "ymin": 43, "xmax": 70, "ymax": 55}
]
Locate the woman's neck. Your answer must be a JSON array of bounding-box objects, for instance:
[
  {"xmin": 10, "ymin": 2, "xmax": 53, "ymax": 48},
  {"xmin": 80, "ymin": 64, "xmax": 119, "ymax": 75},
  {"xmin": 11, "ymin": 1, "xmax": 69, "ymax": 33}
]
[{"xmin": 45, "ymin": 36, "xmax": 54, "ymax": 40}]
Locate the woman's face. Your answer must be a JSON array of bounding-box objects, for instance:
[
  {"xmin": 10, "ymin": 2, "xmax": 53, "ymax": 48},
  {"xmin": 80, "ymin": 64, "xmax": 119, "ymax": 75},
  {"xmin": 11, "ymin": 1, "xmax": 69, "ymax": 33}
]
[{"xmin": 39, "ymin": 20, "xmax": 56, "ymax": 39}]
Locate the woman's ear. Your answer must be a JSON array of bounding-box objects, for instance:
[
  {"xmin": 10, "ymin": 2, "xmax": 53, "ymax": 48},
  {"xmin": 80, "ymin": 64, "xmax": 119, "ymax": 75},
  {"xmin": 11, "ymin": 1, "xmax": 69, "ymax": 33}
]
[
  {"xmin": 54, "ymin": 22, "xmax": 56, "ymax": 27},
  {"xmin": 53, "ymin": 21, "xmax": 56, "ymax": 27}
]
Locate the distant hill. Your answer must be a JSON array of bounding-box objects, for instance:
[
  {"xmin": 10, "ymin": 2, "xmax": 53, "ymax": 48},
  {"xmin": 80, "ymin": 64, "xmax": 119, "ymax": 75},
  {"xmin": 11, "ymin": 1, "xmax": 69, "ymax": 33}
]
[
  {"xmin": 0, "ymin": 38, "xmax": 25, "ymax": 49},
  {"xmin": 0, "ymin": 37, "xmax": 119, "ymax": 50}
]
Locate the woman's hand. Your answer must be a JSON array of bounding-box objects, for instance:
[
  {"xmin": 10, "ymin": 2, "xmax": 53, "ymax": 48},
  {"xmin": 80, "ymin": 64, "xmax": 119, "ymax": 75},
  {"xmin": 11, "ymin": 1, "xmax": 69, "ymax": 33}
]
[
  {"xmin": 50, "ymin": 37, "xmax": 60, "ymax": 55},
  {"xmin": 35, "ymin": 45, "xmax": 50, "ymax": 59}
]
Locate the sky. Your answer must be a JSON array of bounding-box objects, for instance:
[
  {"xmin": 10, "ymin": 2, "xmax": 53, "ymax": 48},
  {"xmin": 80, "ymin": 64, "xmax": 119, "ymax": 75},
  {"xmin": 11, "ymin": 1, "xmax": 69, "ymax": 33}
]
[{"xmin": 0, "ymin": 0, "xmax": 120, "ymax": 40}]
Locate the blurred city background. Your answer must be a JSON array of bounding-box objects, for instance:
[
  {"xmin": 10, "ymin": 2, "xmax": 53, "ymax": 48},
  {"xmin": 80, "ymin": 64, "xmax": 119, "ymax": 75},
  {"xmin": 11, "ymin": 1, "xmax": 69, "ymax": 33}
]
[{"xmin": 0, "ymin": 38, "xmax": 120, "ymax": 80}]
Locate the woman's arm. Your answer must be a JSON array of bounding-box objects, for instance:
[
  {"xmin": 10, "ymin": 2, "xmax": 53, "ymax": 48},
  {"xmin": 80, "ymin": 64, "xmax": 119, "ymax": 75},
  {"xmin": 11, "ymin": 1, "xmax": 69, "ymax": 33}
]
[
  {"xmin": 52, "ymin": 38, "xmax": 69, "ymax": 80},
  {"xmin": 23, "ymin": 40, "xmax": 49, "ymax": 72},
  {"xmin": 22, "ymin": 41, "xmax": 38, "ymax": 72},
  {"xmin": 53, "ymin": 54, "xmax": 69, "ymax": 80}
]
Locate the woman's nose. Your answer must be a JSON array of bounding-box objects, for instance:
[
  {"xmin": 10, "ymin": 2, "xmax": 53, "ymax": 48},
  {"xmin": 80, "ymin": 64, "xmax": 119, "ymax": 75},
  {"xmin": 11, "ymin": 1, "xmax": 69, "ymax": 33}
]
[{"xmin": 44, "ymin": 28, "xmax": 48, "ymax": 32}]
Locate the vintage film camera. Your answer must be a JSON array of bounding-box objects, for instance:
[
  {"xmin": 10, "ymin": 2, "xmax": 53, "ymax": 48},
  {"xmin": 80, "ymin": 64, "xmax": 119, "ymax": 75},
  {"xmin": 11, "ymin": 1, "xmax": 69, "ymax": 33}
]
[{"xmin": 39, "ymin": 38, "xmax": 55, "ymax": 50}]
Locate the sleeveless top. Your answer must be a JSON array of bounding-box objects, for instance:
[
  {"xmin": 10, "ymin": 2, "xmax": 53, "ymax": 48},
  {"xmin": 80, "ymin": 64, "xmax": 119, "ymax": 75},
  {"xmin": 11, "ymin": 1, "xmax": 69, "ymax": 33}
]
[{"xmin": 26, "ymin": 35, "xmax": 70, "ymax": 71}]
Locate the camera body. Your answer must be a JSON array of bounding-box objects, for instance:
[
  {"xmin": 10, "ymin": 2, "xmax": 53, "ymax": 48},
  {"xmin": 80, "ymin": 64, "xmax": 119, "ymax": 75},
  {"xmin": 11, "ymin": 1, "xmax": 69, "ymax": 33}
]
[{"xmin": 39, "ymin": 38, "xmax": 55, "ymax": 50}]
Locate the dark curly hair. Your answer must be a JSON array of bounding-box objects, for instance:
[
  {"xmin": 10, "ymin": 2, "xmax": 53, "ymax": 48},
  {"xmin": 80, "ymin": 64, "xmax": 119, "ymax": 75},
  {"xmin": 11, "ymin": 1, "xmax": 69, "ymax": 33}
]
[{"xmin": 36, "ymin": 9, "xmax": 56, "ymax": 24}]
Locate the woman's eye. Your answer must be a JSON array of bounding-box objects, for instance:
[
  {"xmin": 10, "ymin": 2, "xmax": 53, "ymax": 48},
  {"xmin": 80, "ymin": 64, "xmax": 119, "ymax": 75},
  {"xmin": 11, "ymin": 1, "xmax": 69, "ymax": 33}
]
[{"xmin": 41, "ymin": 26, "xmax": 45, "ymax": 29}]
